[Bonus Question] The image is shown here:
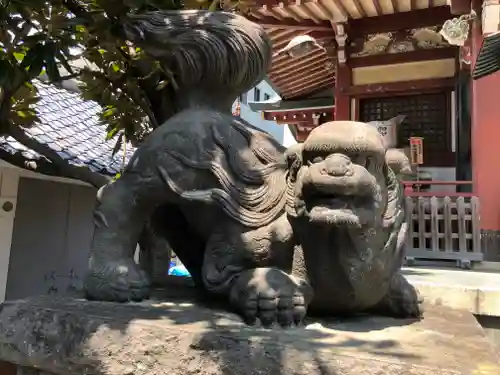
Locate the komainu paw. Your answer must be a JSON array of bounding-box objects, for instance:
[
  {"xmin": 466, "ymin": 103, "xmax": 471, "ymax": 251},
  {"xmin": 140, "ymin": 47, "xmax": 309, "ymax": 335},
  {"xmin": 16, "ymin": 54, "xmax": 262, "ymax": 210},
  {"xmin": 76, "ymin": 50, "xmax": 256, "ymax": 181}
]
[
  {"xmin": 84, "ymin": 259, "xmax": 151, "ymax": 303},
  {"xmin": 374, "ymin": 273, "xmax": 423, "ymax": 318},
  {"xmin": 229, "ymin": 268, "xmax": 313, "ymax": 327}
]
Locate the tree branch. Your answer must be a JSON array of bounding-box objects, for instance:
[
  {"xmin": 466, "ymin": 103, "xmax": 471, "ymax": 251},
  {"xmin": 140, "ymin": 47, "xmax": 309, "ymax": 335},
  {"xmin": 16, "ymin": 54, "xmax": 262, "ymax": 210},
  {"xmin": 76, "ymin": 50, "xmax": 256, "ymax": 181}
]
[
  {"xmin": 0, "ymin": 149, "xmax": 60, "ymax": 177},
  {"xmin": 85, "ymin": 69, "xmax": 160, "ymax": 129},
  {"xmin": 7, "ymin": 122, "xmax": 110, "ymax": 188}
]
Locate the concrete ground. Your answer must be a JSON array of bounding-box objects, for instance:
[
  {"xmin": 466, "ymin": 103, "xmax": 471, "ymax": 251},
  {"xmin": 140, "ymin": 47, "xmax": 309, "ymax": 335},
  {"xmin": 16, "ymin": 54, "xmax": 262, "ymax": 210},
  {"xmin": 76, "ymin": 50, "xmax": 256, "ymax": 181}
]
[{"xmin": 403, "ymin": 266, "xmax": 500, "ymax": 317}]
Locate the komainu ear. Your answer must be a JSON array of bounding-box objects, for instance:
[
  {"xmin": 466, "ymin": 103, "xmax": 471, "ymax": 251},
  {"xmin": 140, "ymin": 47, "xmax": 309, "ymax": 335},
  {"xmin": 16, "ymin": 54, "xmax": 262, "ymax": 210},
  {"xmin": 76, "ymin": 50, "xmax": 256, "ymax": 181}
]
[
  {"xmin": 284, "ymin": 143, "xmax": 304, "ymax": 182},
  {"xmin": 389, "ymin": 115, "xmax": 406, "ymax": 125},
  {"xmin": 385, "ymin": 148, "xmax": 413, "ymax": 177}
]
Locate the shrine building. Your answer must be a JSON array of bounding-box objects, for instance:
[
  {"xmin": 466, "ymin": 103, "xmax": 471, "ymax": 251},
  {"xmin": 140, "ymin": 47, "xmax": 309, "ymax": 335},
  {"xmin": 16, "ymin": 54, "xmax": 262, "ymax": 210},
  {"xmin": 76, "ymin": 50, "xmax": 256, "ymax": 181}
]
[{"xmin": 244, "ymin": 0, "xmax": 500, "ymax": 264}]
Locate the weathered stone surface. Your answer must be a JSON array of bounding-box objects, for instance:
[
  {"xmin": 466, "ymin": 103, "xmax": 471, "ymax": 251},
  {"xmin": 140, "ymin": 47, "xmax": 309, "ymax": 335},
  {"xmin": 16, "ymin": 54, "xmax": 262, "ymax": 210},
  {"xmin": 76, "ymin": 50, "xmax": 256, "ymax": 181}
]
[
  {"xmin": 0, "ymin": 292, "xmax": 499, "ymax": 375},
  {"xmin": 84, "ymin": 11, "xmax": 418, "ymax": 326}
]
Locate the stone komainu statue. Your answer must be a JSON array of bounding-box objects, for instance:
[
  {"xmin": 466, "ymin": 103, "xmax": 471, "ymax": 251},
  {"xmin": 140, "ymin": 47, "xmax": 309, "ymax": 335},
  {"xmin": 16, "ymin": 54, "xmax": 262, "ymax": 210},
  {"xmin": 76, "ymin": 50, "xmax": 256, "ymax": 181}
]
[{"xmin": 84, "ymin": 10, "xmax": 421, "ymax": 326}]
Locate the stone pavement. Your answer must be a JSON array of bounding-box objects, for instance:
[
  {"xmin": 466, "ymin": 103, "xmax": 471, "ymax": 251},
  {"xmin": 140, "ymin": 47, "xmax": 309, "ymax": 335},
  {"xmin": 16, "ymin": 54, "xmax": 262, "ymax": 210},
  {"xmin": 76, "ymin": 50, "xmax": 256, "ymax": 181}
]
[{"xmin": 403, "ymin": 267, "xmax": 500, "ymax": 316}]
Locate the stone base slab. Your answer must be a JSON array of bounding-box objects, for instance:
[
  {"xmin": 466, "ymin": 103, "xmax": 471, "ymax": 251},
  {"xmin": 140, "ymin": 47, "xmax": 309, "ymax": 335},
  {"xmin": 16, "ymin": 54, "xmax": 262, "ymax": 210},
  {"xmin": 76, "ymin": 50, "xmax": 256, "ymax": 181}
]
[
  {"xmin": 403, "ymin": 267, "xmax": 500, "ymax": 316},
  {"xmin": 0, "ymin": 293, "xmax": 499, "ymax": 375}
]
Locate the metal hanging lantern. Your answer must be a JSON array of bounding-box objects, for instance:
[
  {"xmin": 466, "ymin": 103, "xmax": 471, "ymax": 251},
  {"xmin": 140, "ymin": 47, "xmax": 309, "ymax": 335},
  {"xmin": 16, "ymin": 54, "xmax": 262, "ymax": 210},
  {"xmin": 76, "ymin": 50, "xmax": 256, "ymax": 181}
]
[{"xmin": 274, "ymin": 35, "xmax": 325, "ymax": 58}]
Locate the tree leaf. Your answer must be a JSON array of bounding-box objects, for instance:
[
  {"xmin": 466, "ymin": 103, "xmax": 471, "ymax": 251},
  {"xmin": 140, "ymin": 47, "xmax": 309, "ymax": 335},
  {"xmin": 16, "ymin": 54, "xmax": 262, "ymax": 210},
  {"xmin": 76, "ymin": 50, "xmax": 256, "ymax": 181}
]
[
  {"xmin": 112, "ymin": 172, "xmax": 122, "ymax": 182},
  {"xmin": 15, "ymin": 109, "xmax": 36, "ymax": 118},
  {"xmin": 21, "ymin": 44, "xmax": 46, "ymax": 78},
  {"xmin": 106, "ymin": 125, "xmax": 120, "ymax": 140},
  {"xmin": 10, "ymin": 111, "xmax": 38, "ymax": 127},
  {"xmin": 208, "ymin": 0, "xmax": 219, "ymax": 11},
  {"xmin": 13, "ymin": 52, "xmax": 25, "ymax": 63},
  {"xmin": 13, "ymin": 83, "xmax": 32, "ymax": 99},
  {"xmin": 20, "ymin": 45, "xmax": 41, "ymax": 69},
  {"xmin": 22, "ymin": 96, "xmax": 41, "ymax": 105},
  {"xmin": 103, "ymin": 106, "xmax": 117, "ymax": 118}
]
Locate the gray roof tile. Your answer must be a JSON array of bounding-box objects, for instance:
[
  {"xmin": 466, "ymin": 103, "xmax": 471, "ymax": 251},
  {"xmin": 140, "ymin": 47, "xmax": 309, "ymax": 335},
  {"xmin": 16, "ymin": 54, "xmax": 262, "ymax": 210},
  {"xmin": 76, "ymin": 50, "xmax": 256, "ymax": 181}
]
[{"xmin": 0, "ymin": 80, "xmax": 136, "ymax": 176}]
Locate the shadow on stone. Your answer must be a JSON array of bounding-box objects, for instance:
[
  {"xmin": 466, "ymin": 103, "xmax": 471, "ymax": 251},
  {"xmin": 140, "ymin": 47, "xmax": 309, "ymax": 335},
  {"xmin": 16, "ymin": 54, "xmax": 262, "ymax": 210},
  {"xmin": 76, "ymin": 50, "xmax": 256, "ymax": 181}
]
[{"xmin": 0, "ymin": 280, "xmax": 499, "ymax": 375}]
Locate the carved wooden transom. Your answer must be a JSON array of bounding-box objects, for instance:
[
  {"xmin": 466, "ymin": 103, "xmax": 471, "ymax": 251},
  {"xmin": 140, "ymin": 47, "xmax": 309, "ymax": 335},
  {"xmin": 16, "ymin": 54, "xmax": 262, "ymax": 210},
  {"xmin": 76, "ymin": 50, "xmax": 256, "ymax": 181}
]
[{"xmin": 349, "ymin": 26, "xmax": 450, "ymax": 57}]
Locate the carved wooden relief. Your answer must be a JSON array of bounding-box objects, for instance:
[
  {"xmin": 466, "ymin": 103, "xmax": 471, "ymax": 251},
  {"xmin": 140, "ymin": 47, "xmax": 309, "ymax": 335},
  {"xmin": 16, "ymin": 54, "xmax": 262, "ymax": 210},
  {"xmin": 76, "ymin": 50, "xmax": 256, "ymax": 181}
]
[{"xmin": 349, "ymin": 26, "xmax": 450, "ymax": 58}]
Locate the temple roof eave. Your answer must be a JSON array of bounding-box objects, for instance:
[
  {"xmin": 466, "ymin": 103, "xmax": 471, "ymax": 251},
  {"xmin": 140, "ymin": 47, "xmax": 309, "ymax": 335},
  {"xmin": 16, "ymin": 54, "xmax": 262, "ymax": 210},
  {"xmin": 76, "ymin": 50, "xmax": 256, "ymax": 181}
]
[
  {"xmin": 248, "ymin": 96, "xmax": 334, "ymax": 112},
  {"xmin": 248, "ymin": 3, "xmax": 470, "ymax": 100}
]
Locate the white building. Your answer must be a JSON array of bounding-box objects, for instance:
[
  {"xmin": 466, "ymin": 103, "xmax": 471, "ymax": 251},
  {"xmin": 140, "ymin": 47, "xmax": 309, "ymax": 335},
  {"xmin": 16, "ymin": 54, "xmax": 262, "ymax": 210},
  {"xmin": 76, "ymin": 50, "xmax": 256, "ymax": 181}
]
[{"xmin": 236, "ymin": 81, "xmax": 297, "ymax": 147}]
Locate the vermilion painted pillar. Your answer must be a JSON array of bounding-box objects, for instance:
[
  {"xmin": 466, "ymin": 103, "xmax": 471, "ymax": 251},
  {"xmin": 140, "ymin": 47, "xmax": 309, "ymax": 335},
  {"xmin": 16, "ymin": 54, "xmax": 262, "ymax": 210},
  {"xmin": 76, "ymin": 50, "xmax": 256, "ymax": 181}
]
[
  {"xmin": 471, "ymin": 11, "xmax": 500, "ymax": 261},
  {"xmin": 333, "ymin": 22, "xmax": 351, "ymax": 121},
  {"xmin": 0, "ymin": 361, "xmax": 16, "ymax": 375},
  {"xmin": 334, "ymin": 64, "xmax": 351, "ymax": 120}
]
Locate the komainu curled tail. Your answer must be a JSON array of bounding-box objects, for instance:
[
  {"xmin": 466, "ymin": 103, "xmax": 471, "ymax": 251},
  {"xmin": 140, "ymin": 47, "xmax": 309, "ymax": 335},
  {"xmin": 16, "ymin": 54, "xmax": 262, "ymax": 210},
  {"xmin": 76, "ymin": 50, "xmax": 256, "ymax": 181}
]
[{"xmin": 121, "ymin": 10, "xmax": 272, "ymax": 109}]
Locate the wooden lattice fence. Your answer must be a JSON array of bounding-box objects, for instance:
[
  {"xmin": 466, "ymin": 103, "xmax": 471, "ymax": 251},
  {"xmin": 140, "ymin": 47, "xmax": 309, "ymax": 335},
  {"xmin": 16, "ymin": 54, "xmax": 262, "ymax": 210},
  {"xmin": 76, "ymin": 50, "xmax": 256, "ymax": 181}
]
[{"xmin": 403, "ymin": 182, "xmax": 482, "ymax": 268}]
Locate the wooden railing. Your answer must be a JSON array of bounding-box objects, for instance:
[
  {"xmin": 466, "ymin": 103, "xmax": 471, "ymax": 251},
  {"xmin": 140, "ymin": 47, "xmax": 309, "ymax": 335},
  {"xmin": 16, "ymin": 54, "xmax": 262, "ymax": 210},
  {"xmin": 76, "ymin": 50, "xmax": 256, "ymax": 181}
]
[{"xmin": 402, "ymin": 181, "xmax": 482, "ymax": 268}]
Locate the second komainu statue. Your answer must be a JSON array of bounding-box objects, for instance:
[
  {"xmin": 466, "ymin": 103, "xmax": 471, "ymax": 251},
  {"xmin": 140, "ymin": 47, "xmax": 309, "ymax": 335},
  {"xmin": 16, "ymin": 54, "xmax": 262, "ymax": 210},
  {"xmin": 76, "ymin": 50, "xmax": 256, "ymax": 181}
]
[{"xmin": 83, "ymin": 10, "xmax": 421, "ymax": 326}]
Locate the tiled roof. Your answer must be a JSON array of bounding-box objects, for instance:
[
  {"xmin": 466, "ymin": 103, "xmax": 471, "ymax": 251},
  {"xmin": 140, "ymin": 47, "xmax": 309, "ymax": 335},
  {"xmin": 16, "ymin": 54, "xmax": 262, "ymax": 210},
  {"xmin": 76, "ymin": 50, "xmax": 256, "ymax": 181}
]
[{"xmin": 0, "ymin": 80, "xmax": 136, "ymax": 176}]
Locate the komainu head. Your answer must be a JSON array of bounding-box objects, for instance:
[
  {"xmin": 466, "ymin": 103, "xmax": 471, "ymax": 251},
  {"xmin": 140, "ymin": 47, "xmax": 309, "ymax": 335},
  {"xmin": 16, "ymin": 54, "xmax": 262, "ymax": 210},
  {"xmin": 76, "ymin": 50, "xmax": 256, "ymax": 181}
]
[{"xmin": 285, "ymin": 121, "xmax": 402, "ymax": 229}]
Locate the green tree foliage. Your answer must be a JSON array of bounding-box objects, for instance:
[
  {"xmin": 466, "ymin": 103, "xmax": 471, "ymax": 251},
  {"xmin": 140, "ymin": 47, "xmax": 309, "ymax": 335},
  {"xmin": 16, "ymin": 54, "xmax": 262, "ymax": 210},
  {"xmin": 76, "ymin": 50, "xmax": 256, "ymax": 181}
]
[{"xmin": 0, "ymin": 0, "xmax": 253, "ymax": 157}]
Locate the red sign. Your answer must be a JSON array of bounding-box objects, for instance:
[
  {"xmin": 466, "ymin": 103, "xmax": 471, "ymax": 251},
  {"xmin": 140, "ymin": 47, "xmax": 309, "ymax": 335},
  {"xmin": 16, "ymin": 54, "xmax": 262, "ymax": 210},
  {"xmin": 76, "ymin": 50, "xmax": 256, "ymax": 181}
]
[{"xmin": 409, "ymin": 137, "xmax": 424, "ymax": 165}]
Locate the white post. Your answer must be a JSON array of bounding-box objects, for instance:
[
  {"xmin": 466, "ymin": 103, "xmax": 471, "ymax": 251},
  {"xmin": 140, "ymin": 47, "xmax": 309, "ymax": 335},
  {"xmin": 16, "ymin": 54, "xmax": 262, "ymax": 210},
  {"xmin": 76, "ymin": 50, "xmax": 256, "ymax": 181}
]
[{"xmin": 0, "ymin": 168, "xmax": 19, "ymax": 303}]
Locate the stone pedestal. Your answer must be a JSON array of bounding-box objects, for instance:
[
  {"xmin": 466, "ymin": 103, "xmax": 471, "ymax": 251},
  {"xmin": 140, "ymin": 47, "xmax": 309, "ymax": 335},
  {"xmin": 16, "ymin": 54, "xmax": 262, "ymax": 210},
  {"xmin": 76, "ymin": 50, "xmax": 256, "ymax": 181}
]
[{"xmin": 0, "ymin": 288, "xmax": 499, "ymax": 375}]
